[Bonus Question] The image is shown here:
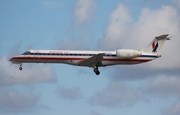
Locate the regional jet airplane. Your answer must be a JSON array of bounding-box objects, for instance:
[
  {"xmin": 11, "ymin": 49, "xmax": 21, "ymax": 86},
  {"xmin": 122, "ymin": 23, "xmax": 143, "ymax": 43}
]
[{"xmin": 9, "ymin": 34, "xmax": 170, "ymax": 75}]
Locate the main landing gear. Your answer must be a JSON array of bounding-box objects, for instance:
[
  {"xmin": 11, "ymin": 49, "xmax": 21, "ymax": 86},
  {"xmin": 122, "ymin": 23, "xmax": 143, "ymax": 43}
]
[
  {"xmin": 93, "ymin": 66, "xmax": 100, "ymax": 75},
  {"xmin": 19, "ymin": 63, "xmax": 22, "ymax": 70}
]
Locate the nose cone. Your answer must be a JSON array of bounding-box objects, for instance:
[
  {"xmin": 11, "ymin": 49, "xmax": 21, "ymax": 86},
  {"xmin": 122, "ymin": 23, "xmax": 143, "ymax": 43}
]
[
  {"xmin": 9, "ymin": 56, "xmax": 19, "ymax": 62},
  {"xmin": 9, "ymin": 57, "xmax": 16, "ymax": 62},
  {"xmin": 9, "ymin": 56, "xmax": 22, "ymax": 64},
  {"xmin": 9, "ymin": 57, "xmax": 14, "ymax": 62}
]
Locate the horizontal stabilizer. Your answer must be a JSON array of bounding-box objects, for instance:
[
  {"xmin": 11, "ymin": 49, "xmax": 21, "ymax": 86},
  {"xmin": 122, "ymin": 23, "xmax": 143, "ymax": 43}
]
[{"xmin": 155, "ymin": 34, "xmax": 171, "ymax": 40}]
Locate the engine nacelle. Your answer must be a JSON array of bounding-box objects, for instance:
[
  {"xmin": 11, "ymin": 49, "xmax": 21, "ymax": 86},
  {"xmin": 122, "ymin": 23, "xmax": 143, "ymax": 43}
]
[{"xmin": 116, "ymin": 49, "xmax": 141, "ymax": 59}]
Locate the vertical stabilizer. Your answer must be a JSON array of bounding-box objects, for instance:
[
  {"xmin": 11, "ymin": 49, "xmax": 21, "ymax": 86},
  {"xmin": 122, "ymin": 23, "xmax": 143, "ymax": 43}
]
[{"xmin": 142, "ymin": 34, "xmax": 171, "ymax": 55}]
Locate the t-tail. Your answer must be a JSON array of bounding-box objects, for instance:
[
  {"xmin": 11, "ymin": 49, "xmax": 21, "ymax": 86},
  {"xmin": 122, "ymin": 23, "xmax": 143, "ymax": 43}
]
[{"xmin": 142, "ymin": 34, "xmax": 171, "ymax": 55}]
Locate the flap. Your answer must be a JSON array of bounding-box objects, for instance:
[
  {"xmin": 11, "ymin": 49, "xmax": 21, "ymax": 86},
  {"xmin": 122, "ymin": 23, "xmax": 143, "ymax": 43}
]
[{"xmin": 78, "ymin": 53, "xmax": 104, "ymax": 67}]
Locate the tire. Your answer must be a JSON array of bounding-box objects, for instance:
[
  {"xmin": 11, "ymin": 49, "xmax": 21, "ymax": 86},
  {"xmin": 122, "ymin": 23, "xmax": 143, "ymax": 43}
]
[
  {"xmin": 95, "ymin": 71, "xmax": 100, "ymax": 75},
  {"xmin": 19, "ymin": 67, "xmax": 22, "ymax": 70}
]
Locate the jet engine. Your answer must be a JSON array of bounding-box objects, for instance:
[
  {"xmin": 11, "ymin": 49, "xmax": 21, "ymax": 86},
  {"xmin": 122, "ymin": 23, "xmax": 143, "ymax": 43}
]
[{"xmin": 116, "ymin": 49, "xmax": 141, "ymax": 59}]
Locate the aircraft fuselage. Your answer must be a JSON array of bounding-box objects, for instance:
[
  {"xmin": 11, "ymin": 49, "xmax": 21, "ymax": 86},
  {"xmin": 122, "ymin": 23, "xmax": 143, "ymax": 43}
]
[{"xmin": 10, "ymin": 50, "xmax": 157, "ymax": 67}]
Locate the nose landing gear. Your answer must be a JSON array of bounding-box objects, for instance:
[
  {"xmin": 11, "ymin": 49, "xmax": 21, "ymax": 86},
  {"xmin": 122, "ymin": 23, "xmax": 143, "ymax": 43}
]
[{"xmin": 19, "ymin": 63, "xmax": 22, "ymax": 70}]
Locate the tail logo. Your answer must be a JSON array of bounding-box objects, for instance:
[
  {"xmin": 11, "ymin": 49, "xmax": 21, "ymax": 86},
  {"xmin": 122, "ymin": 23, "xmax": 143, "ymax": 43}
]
[{"xmin": 152, "ymin": 42, "xmax": 159, "ymax": 53}]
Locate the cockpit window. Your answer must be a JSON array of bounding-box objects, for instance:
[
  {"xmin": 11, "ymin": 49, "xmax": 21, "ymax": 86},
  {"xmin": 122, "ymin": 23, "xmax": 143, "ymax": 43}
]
[{"xmin": 22, "ymin": 51, "xmax": 31, "ymax": 55}]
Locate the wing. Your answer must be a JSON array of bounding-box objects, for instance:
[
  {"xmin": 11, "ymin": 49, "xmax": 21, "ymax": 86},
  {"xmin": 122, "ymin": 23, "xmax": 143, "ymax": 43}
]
[{"xmin": 78, "ymin": 53, "xmax": 104, "ymax": 67}]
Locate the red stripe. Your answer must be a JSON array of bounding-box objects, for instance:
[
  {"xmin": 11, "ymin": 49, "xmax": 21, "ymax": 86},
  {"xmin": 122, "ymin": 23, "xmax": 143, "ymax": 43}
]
[
  {"xmin": 10, "ymin": 57, "xmax": 151, "ymax": 62},
  {"xmin": 103, "ymin": 58, "xmax": 150, "ymax": 62}
]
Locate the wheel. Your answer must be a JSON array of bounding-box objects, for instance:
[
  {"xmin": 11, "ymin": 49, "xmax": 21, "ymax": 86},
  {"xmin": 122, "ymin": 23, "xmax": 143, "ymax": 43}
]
[
  {"xmin": 93, "ymin": 66, "xmax": 100, "ymax": 75},
  {"xmin": 95, "ymin": 71, "xmax": 100, "ymax": 75},
  {"xmin": 94, "ymin": 68, "xmax": 100, "ymax": 75},
  {"xmin": 19, "ymin": 67, "xmax": 22, "ymax": 70}
]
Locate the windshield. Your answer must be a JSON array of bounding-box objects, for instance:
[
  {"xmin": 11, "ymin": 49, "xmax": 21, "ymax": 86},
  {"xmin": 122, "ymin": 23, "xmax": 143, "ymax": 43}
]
[{"xmin": 22, "ymin": 51, "xmax": 30, "ymax": 55}]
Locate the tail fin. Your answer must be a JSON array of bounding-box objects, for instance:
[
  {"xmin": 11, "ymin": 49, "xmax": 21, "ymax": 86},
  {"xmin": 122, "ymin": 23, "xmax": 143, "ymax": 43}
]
[{"xmin": 142, "ymin": 34, "xmax": 171, "ymax": 55}]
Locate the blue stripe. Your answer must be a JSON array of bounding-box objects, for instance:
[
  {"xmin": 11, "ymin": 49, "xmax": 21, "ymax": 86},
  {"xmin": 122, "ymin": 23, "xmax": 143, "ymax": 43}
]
[
  {"xmin": 22, "ymin": 53, "xmax": 158, "ymax": 58},
  {"xmin": 140, "ymin": 55, "xmax": 158, "ymax": 58}
]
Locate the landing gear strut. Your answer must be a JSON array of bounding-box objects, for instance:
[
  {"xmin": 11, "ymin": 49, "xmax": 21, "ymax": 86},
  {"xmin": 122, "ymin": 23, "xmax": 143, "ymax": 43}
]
[
  {"xmin": 19, "ymin": 63, "xmax": 22, "ymax": 70},
  {"xmin": 93, "ymin": 66, "xmax": 100, "ymax": 75}
]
